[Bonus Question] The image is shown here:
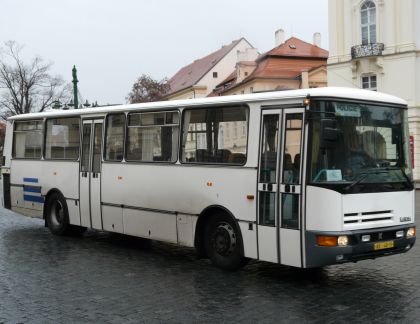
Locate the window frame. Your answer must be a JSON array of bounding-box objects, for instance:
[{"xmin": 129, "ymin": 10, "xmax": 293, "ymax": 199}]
[
  {"xmin": 12, "ymin": 119, "xmax": 44, "ymax": 160},
  {"xmin": 180, "ymin": 104, "xmax": 250, "ymax": 166},
  {"xmin": 124, "ymin": 109, "xmax": 180, "ymax": 164},
  {"xmin": 361, "ymin": 74, "xmax": 377, "ymax": 91},
  {"xmin": 103, "ymin": 112, "xmax": 127, "ymax": 162},
  {"xmin": 43, "ymin": 116, "xmax": 81, "ymax": 161},
  {"xmin": 306, "ymin": 98, "xmax": 411, "ymax": 194},
  {"xmin": 361, "ymin": 0, "xmax": 377, "ymax": 45}
]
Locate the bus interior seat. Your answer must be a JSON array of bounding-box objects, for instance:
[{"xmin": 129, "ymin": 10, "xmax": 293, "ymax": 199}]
[
  {"xmin": 24, "ymin": 147, "xmax": 41, "ymax": 158},
  {"xmin": 51, "ymin": 146, "xmax": 65, "ymax": 158},
  {"xmin": 196, "ymin": 149, "xmax": 211, "ymax": 162},
  {"xmin": 66, "ymin": 146, "xmax": 79, "ymax": 159},
  {"xmin": 293, "ymin": 153, "xmax": 300, "ymax": 170},
  {"xmin": 228, "ymin": 153, "xmax": 246, "ymax": 164},
  {"xmin": 127, "ymin": 148, "xmax": 142, "ymax": 161},
  {"xmin": 284, "ymin": 153, "xmax": 293, "ymax": 170},
  {"xmin": 215, "ymin": 149, "xmax": 231, "ymax": 163}
]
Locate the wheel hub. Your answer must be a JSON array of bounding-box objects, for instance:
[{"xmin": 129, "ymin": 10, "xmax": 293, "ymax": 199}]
[{"xmin": 212, "ymin": 223, "xmax": 236, "ymax": 256}]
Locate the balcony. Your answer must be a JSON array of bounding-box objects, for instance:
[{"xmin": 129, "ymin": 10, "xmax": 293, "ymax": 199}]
[{"xmin": 351, "ymin": 43, "xmax": 385, "ymax": 59}]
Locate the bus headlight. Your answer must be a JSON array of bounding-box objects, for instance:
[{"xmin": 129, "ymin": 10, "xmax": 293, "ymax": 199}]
[
  {"xmin": 407, "ymin": 227, "xmax": 416, "ymax": 238},
  {"xmin": 337, "ymin": 236, "xmax": 349, "ymax": 246}
]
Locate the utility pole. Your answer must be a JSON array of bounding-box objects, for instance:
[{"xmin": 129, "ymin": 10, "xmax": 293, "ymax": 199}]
[{"xmin": 72, "ymin": 65, "xmax": 79, "ymax": 109}]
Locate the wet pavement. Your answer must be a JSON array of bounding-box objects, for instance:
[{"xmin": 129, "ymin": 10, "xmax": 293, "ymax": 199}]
[{"xmin": 0, "ymin": 194, "xmax": 419, "ymax": 323}]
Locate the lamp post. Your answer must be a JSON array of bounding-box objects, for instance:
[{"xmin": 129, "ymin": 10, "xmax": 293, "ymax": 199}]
[{"xmin": 72, "ymin": 65, "xmax": 79, "ymax": 109}]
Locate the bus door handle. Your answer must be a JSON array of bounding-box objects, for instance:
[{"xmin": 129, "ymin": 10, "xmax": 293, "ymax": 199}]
[
  {"xmin": 262, "ymin": 183, "xmax": 274, "ymax": 192},
  {"xmin": 284, "ymin": 185, "xmax": 298, "ymax": 194}
]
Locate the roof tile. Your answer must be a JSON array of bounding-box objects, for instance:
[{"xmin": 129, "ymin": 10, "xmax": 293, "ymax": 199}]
[{"xmin": 167, "ymin": 39, "xmax": 244, "ymax": 96}]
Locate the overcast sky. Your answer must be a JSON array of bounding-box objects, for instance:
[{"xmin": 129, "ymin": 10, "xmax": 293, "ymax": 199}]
[{"xmin": 1, "ymin": 0, "xmax": 328, "ymax": 105}]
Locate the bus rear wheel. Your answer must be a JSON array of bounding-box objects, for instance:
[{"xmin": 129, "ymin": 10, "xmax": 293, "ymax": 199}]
[
  {"xmin": 45, "ymin": 192, "xmax": 72, "ymax": 235},
  {"xmin": 204, "ymin": 214, "xmax": 246, "ymax": 271}
]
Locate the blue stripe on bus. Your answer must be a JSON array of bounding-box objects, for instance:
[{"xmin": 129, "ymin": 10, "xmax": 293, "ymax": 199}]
[
  {"xmin": 23, "ymin": 177, "xmax": 38, "ymax": 183},
  {"xmin": 23, "ymin": 195, "xmax": 44, "ymax": 203},
  {"xmin": 23, "ymin": 186, "xmax": 41, "ymax": 193}
]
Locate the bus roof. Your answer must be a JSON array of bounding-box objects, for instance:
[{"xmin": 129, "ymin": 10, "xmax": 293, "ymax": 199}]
[{"xmin": 8, "ymin": 87, "xmax": 407, "ymax": 121}]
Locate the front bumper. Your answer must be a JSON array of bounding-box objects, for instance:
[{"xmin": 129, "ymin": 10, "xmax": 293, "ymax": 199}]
[{"xmin": 305, "ymin": 224, "xmax": 416, "ymax": 268}]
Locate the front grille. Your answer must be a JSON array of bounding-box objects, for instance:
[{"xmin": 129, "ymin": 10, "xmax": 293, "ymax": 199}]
[{"xmin": 344, "ymin": 210, "xmax": 393, "ymax": 225}]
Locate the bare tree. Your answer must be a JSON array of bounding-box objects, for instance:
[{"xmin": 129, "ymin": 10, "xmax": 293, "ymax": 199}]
[
  {"xmin": 0, "ymin": 41, "xmax": 71, "ymax": 119},
  {"xmin": 127, "ymin": 74, "xmax": 170, "ymax": 103}
]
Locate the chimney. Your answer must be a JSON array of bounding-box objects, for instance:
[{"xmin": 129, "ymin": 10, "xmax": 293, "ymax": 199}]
[
  {"xmin": 245, "ymin": 48, "xmax": 259, "ymax": 61},
  {"xmin": 237, "ymin": 48, "xmax": 259, "ymax": 62},
  {"xmin": 275, "ymin": 29, "xmax": 285, "ymax": 46},
  {"xmin": 313, "ymin": 32, "xmax": 321, "ymax": 47}
]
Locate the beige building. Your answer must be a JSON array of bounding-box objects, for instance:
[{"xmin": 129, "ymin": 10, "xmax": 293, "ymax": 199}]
[
  {"xmin": 164, "ymin": 38, "xmax": 256, "ymax": 100},
  {"xmin": 212, "ymin": 30, "xmax": 328, "ymax": 96},
  {"xmin": 327, "ymin": 0, "xmax": 420, "ymax": 179}
]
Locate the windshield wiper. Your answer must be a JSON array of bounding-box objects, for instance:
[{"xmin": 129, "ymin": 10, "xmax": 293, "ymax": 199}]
[
  {"xmin": 343, "ymin": 169, "xmax": 389, "ymax": 192},
  {"xmin": 343, "ymin": 167, "xmax": 413, "ymax": 192}
]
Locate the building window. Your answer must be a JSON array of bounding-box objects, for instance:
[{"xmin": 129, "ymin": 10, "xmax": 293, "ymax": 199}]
[
  {"xmin": 361, "ymin": 0, "xmax": 376, "ymax": 45},
  {"xmin": 213, "ymin": 72, "xmax": 218, "ymax": 78},
  {"xmin": 245, "ymin": 72, "xmax": 248, "ymax": 77},
  {"xmin": 362, "ymin": 74, "xmax": 377, "ymax": 91}
]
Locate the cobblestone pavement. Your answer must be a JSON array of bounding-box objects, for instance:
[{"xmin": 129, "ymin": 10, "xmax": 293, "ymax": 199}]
[{"xmin": 0, "ymin": 196, "xmax": 419, "ymax": 323}]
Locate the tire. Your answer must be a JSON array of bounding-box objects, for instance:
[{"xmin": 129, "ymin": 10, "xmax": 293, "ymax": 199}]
[
  {"xmin": 45, "ymin": 192, "xmax": 72, "ymax": 235},
  {"xmin": 204, "ymin": 213, "xmax": 247, "ymax": 271}
]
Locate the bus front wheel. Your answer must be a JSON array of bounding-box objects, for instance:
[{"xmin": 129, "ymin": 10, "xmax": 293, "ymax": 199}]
[
  {"xmin": 204, "ymin": 214, "xmax": 246, "ymax": 271},
  {"xmin": 45, "ymin": 192, "xmax": 72, "ymax": 236}
]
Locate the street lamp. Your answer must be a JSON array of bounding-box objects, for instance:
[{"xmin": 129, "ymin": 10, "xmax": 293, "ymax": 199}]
[
  {"xmin": 72, "ymin": 65, "xmax": 79, "ymax": 109},
  {"xmin": 51, "ymin": 100, "xmax": 62, "ymax": 109}
]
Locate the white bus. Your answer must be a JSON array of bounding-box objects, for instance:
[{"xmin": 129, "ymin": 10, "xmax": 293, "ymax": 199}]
[{"xmin": 2, "ymin": 87, "xmax": 416, "ymax": 270}]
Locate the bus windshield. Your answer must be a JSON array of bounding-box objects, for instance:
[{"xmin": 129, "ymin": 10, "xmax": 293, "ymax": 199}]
[{"xmin": 309, "ymin": 100, "xmax": 413, "ymax": 193}]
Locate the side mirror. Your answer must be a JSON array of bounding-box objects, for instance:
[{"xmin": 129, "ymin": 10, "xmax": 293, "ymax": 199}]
[{"xmin": 320, "ymin": 119, "xmax": 339, "ymax": 149}]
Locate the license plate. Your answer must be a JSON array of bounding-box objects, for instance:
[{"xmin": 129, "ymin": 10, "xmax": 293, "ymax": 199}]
[{"xmin": 374, "ymin": 241, "xmax": 394, "ymax": 251}]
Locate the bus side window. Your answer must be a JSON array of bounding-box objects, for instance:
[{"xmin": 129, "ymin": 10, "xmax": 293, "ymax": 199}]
[
  {"xmin": 13, "ymin": 120, "xmax": 43, "ymax": 159},
  {"xmin": 181, "ymin": 106, "xmax": 248, "ymax": 165},
  {"xmin": 104, "ymin": 114, "xmax": 125, "ymax": 162},
  {"xmin": 45, "ymin": 117, "xmax": 80, "ymax": 160},
  {"xmin": 126, "ymin": 111, "xmax": 179, "ymax": 163}
]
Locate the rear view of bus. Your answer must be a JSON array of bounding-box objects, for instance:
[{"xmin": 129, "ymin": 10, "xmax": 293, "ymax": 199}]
[{"xmin": 304, "ymin": 98, "xmax": 416, "ymax": 267}]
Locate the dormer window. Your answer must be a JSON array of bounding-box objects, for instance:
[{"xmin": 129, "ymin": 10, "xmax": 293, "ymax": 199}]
[{"xmin": 361, "ymin": 1, "xmax": 376, "ymax": 45}]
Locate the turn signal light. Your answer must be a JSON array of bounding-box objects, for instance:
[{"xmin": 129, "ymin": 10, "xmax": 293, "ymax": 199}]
[{"xmin": 316, "ymin": 235, "xmax": 337, "ymax": 247}]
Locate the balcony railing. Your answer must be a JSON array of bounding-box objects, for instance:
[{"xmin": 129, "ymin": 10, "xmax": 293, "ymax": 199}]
[{"xmin": 351, "ymin": 43, "xmax": 385, "ymax": 59}]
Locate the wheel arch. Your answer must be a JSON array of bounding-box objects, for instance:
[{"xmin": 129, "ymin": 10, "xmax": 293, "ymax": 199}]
[{"xmin": 194, "ymin": 205, "xmax": 244, "ymax": 258}]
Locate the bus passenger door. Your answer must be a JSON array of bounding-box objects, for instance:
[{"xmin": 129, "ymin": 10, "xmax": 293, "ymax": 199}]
[
  {"xmin": 80, "ymin": 119, "xmax": 103, "ymax": 229},
  {"xmin": 257, "ymin": 110, "xmax": 282, "ymax": 263},
  {"xmin": 278, "ymin": 109, "xmax": 304, "ymax": 267}
]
